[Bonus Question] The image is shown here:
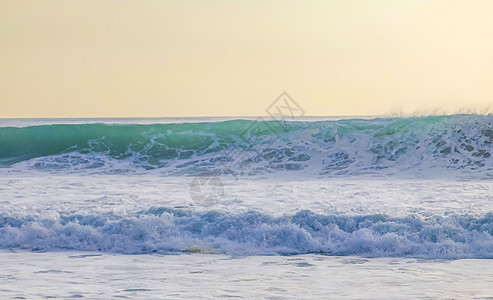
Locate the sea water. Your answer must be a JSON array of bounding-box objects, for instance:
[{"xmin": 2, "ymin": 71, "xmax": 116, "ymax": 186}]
[{"xmin": 1, "ymin": 115, "xmax": 493, "ymax": 298}]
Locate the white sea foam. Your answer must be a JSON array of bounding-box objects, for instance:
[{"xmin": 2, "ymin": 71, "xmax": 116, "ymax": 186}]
[
  {"xmin": 1, "ymin": 175, "xmax": 493, "ymax": 258},
  {"xmin": 2, "ymin": 207, "xmax": 493, "ymax": 258}
]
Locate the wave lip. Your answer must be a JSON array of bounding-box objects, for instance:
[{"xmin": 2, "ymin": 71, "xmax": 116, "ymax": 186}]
[{"xmin": 2, "ymin": 209, "xmax": 493, "ymax": 258}]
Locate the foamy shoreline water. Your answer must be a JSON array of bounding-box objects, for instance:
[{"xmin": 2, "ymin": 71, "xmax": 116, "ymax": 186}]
[
  {"xmin": 1, "ymin": 250, "xmax": 493, "ymax": 299},
  {"xmin": 1, "ymin": 175, "xmax": 493, "ymax": 258}
]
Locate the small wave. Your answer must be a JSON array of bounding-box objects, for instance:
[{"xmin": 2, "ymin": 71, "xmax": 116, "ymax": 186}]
[{"xmin": 1, "ymin": 208, "xmax": 493, "ymax": 258}]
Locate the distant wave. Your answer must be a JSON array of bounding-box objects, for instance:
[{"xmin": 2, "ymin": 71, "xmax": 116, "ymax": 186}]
[
  {"xmin": 1, "ymin": 208, "xmax": 493, "ymax": 258},
  {"xmin": 1, "ymin": 114, "xmax": 493, "ymax": 177}
]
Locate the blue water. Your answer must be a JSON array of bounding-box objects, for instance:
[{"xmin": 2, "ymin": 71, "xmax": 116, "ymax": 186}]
[{"xmin": 1, "ymin": 115, "xmax": 493, "ymax": 258}]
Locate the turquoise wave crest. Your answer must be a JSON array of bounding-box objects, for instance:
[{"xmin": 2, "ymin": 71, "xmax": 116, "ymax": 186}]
[{"xmin": 1, "ymin": 115, "xmax": 492, "ymax": 176}]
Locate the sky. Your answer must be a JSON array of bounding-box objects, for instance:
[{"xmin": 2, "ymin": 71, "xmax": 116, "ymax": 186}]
[{"xmin": 1, "ymin": 0, "xmax": 493, "ymax": 118}]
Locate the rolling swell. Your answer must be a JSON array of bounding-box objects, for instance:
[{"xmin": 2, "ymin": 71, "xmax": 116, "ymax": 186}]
[
  {"xmin": 1, "ymin": 115, "xmax": 492, "ymax": 177},
  {"xmin": 1, "ymin": 208, "xmax": 493, "ymax": 258}
]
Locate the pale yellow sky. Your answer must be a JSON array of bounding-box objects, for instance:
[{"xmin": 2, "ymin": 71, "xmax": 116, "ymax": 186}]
[{"xmin": 1, "ymin": 0, "xmax": 493, "ymax": 118}]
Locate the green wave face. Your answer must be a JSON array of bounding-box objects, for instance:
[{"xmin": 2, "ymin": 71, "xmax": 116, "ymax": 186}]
[
  {"xmin": 0, "ymin": 120, "xmax": 252, "ymax": 167},
  {"xmin": 1, "ymin": 115, "xmax": 492, "ymax": 176}
]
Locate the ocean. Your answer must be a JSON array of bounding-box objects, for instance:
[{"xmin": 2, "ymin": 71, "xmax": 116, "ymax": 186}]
[{"xmin": 1, "ymin": 115, "xmax": 493, "ymax": 298}]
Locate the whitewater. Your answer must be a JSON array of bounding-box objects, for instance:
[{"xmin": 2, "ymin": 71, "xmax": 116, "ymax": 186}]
[{"xmin": 1, "ymin": 115, "xmax": 493, "ymax": 299}]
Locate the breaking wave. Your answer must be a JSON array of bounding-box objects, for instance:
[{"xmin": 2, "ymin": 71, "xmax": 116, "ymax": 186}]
[
  {"xmin": 2, "ymin": 208, "xmax": 493, "ymax": 258},
  {"xmin": 1, "ymin": 114, "xmax": 493, "ymax": 177}
]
